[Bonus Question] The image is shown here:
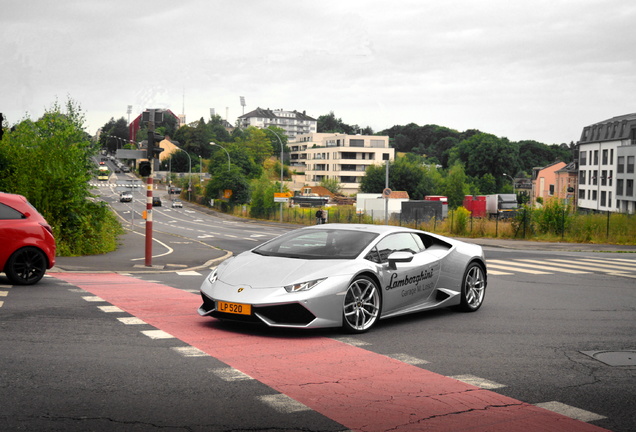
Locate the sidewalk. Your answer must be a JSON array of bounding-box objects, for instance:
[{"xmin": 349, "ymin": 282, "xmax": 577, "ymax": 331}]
[{"xmin": 455, "ymin": 236, "xmax": 636, "ymax": 253}]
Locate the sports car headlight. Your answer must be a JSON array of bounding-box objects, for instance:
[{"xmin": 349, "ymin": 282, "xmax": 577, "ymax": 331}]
[
  {"xmin": 284, "ymin": 278, "xmax": 326, "ymax": 293},
  {"xmin": 207, "ymin": 268, "xmax": 219, "ymax": 284}
]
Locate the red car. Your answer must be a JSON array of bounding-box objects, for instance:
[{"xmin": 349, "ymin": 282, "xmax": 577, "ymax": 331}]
[{"xmin": 0, "ymin": 192, "xmax": 56, "ymax": 285}]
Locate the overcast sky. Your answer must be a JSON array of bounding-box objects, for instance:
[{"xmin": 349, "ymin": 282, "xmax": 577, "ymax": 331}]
[{"xmin": 2, "ymin": 0, "xmax": 635, "ymax": 144}]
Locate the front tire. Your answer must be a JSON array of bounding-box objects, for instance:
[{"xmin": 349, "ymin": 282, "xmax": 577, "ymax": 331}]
[
  {"xmin": 457, "ymin": 262, "xmax": 486, "ymax": 312},
  {"xmin": 342, "ymin": 275, "xmax": 381, "ymax": 333},
  {"xmin": 5, "ymin": 247, "xmax": 48, "ymax": 285}
]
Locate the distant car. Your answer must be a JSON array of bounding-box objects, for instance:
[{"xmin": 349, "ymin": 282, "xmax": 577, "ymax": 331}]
[
  {"xmin": 0, "ymin": 192, "xmax": 56, "ymax": 285},
  {"xmin": 120, "ymin": 192, "xmax": 133, "ymax": 202},
  {"xmin": 99, "ymin": 161, "xmax": 105, "ymax": 165},
  {"xmin": 114, "ymin": 168, "xmax": 121, "ymax": 173},
  {"xmin": 169, "ymin": 186, "xmax": 182, "ymax": 194},
  {"xmin": 122, "ymin": 166, "xmax": 131, "ymax": 173},
  {"xmin": 172, "ymin": 199, "xmax": 183, "ymax": 208},
  {"xmin": 152, "ymin": 197, "xmax": 162, "ymax": 206},
  {"xmin": 198, "ymin": 224, "xmax": 487, "ymax": 333}
]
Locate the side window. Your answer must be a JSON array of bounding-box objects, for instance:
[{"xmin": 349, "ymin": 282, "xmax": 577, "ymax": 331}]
[
  {"xmin": 366, "ymin": 233, "xmax": 423, "ymax": 264},
  {"xmin": 0, "ymin": 203, "xmax": 24, "ymax": 220}
]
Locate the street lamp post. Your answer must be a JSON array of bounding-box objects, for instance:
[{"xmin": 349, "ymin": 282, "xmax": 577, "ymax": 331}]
[
  {"xmin": 266, "ymin": 129, "xmax": 285, "ymax": 223},
  {"xmin": 174, "ymin": 147, "xmax": 192, "ymax": 201},
  {"xmin": 209, "ymin": 142, "xmax": 231, "ymax": 171},
  {"xmin": 503, "ymin": 173, "xmax": 515, "ymax": 194}
]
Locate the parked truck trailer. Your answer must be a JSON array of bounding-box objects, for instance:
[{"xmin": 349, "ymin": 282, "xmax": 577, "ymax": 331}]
[{"xmin": 486, "ymin": 194, "xmax": 518, "ymax": 218}]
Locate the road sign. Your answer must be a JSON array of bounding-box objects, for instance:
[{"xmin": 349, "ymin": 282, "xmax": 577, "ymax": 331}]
[{"xmin": 116, "ymin": 149, "xmax": 147, "ymax": 159}]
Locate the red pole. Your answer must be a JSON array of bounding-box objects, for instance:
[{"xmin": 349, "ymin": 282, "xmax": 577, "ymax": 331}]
[{"xmin": 145, "ymin": 174, "xmax": 153, "ymax": 266}]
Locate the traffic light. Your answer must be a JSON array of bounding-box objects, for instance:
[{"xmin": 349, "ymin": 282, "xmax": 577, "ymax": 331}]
[
  {"xmin": 147, "ymin": 130, "xmax": 165, "ymax": 159},
  {"xmin": 139, "ymin": 161, "xmax": 151, "ymax": 177}
]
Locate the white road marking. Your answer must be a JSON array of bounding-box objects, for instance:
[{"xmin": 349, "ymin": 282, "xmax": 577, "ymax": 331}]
[
  {"xmin": 577, "ymin": 258, "xmax": 636, "ymax": 270},
  {"xmin": 98, "ymin": 306, "xmax": 124, "ymax": 313},
  {"xmin": 171, "ymin": 346, "xmax": 207, "ymax": 357},
  {"xmin": 117, "ymin": 317, "xmax": 146, "ymax": 325},
  {"xmin": 334, "ymin": 337, "xmax": 371, "ymax": 346},
  {"xmin": 535, "ymin": 401, "xmax": 606, "ymax": 422},
  {"xmin": 488, "ymin": 259, "xmax": 589, "ymax": 274},
  {"xmin": 389, "ymin": 353, "xmax": 430, "ymax": 365},
  {"xmin": 486, "ymin": 264, "xmax": 551, "ymax": 274},
  {"xmin": 488, "ymin": 270, "xmax": 514, "ymax": 275},
  {"xmin": 210, "ymin": 367, "xmax": 254, "ymax": 381},
  {"xmin": 546, "ymin": 259, "xmax": 629, "ymax": 273},
  {"xmin": 82, "ymin": 296, "xmax": 105, "ymax": 302},
  {"xmin": 0, "ymin": 291, "xmax": 8, "ymax": 297},
  {"xmin": 257, "ymin": 394, "xmax": 311, "ymax": 413},
  {"xmin": 176, "ymin": 271, "xmax": 202, "ymax": 276},
  {"xmin": 141, "ymin": 330, "xmax": 174, "ymax": 339},
  {"xmin": 450, "ymin": 374, "xmax": 507, "ymax": 389}
]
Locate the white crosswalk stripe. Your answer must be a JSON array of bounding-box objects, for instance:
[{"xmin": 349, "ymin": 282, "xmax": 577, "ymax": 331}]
[{"xmin": 488, "ymin": 257, "xmax": 636, "ymax": 277}]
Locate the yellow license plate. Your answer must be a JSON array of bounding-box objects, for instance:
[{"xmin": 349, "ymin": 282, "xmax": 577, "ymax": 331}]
[{"xmin": 217, "ymin": 301, "xmax": 251, "ymax": 315}]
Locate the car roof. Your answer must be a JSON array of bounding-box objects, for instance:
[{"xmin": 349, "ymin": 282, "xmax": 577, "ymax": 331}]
[
  {"xmin": 302, "ymin": 223, "xmax": 418, "ymax": 235},
  {"xmin": 0, "ymin": 192, "xmax": 29, "ymax": 210}
]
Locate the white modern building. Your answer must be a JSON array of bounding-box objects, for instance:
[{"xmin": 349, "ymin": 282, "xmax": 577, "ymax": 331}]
[
  {"xmin": 577, "ymin": 113, "xmax": 636, "ymax": 214},
  {"xmin": 289, "ymin": 132, "xmax": 395, "ymax": 196},
  {"xmin": 238, "ymin": 107, "xmax": 317, "ymax": 140}
]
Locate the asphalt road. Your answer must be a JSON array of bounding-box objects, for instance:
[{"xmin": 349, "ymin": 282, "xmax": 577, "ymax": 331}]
[{"xmin": 2, "ymin": 180, "xmax": 635, "ymax": 431}]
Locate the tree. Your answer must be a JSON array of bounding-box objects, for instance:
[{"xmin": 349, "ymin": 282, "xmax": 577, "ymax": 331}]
[
  {"xmin": 98, "ymin": 117, "xmax": 129, "ymax": 154},
  {"xmin": 238, "ymin": 127, "xmax": 273, "ymax": 166},
  {"xmin": 442, "ymin": 162, "xmax": 470, "ymax": 208},
  {"xmin": 205, "ymin": 165, "xmax": 251, "ymax": 205},
  {"xmin": 0, "ymin": 98, "xmax": 122, "ymax": 255},
  {"xmin": 450, "ymin": 133, "xmax": 519, "ymax": 191},
  {"xmin": 249, "ymin": 174, "xmax": 278, "ymax": 218},
  {"xmin": 319, "ymin": 177, "xmax": 342, "ymax": 195}
]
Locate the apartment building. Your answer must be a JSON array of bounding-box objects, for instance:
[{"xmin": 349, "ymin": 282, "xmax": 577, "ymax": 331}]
[
  {"xmin": 289, "ymin": 132, "xmax": 395, "ymax": 195},
  {"xmin": 238, "ymin": 107, "xmax": 317, "ymax": 139},
  {"xmin": 577, "ymin": 113, "xmax": 636, "ymax": 214}
]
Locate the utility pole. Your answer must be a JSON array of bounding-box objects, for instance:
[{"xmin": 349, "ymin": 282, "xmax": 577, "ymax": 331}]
[{"xmin": 141, "ymin": 109, "xmax": 164, "ymax": 267}]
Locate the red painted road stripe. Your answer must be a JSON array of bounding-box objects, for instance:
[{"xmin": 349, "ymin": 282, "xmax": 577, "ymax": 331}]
[{"xmin": 52, "ymin": 273, "xmax": 609, "ymax": 432}]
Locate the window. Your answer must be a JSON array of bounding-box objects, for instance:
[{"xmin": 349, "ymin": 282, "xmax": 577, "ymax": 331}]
[
  {"xmin": 617, "ymin": 179, "xmax": 624, "ymax": 196},
  {"xmin": 549, "ymin": 184, "xmax": 555, "ymax": 195},
  {"xmin": 580, "ymin": 151, "xmax": 587, "ymax": 166},
  {"xmin": 628, "ymin": 156, "xmax": 635, "ymax": 174},
  {"xmin": 617, "ymin": 156, "xmax": 625, "ymax": 173},
  {"xmin": 627, "ymin": 179, "xmax": 634, "ymax": 197},
  {"xmin": 593, "ymin": 150, "xmax": 598, "ymax": 165},
  {"xmin": 349, "ymin": 139, "xmax": 364, "ymax": 147},
  {"xmin": 601, "ymin": 170, "xmax": 607, "ymax": 186},
  {"xmin": 365, "ymin": 233, "xmax": 424, "ymax": 264},
  {"xmin": 602, "ymin": 149, "xmax": 608, "ymax": 165},
  {"xmin": 370, "ymin": 139, "xmax": 385, "ymax": 148},
  {"xmin": 579, "ymin": 189, "xmax": 585, "ymax": 199},
  {"xmin": 592, "ymin": 170, "xmax": 598, "ymax": 186},
  {"xmin": 601, "ymin": 191, "xmax": 606, "ymax": 207},
  {"xmin": 579, "ymin": 171, "xmax": 586, "ymax": 185},
  {"xmin": 0, "ymin": 203, "xmax": 25, "ymax": 219}
]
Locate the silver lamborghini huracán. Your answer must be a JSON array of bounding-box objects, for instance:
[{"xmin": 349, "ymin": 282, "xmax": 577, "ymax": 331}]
[{"xmin": 198, "ymin": 224, "xmax": 487, "ymax": 333}]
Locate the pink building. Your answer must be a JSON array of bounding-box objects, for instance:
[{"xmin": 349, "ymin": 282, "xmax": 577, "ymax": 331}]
[{"xmin": 531, "ymin": 162, "xmax": 566, "ymax": 205}]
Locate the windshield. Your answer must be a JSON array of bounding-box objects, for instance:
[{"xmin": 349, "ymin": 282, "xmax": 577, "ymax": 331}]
[{"xmin": 253, "ymin": 228, "xmax": 378, "ymax": 260}]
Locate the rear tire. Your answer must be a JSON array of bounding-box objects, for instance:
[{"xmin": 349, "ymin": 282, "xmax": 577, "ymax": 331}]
[
  {"xmin": 5, "ymin": 247, "xmax": 47, "ymax": 285},
  {"xmin": 457, "ymin": 262, "xmax": 486, "ymax": 312}
]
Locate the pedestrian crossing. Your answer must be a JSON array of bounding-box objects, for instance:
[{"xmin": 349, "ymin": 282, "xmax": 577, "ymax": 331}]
[{"xmin": 488, "ymin": 257, "xmax": 636, "ymax": 277}]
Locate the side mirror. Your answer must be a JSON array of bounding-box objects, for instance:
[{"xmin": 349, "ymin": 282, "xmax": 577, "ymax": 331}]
[{"xmin": 387, "ymin": 251, "xmax": 414, "ymax": 270}]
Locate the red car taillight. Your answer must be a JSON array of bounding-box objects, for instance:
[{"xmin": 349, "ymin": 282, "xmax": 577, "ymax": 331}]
[{"xmin": 39, "ymin": 222, "xmax": 54, "ymax": 236}]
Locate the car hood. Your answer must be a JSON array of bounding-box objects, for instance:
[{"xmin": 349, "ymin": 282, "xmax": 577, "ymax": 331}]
[{"xmin": 216, "ymin": 252, "xmax": 356, "ymax": 288}]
